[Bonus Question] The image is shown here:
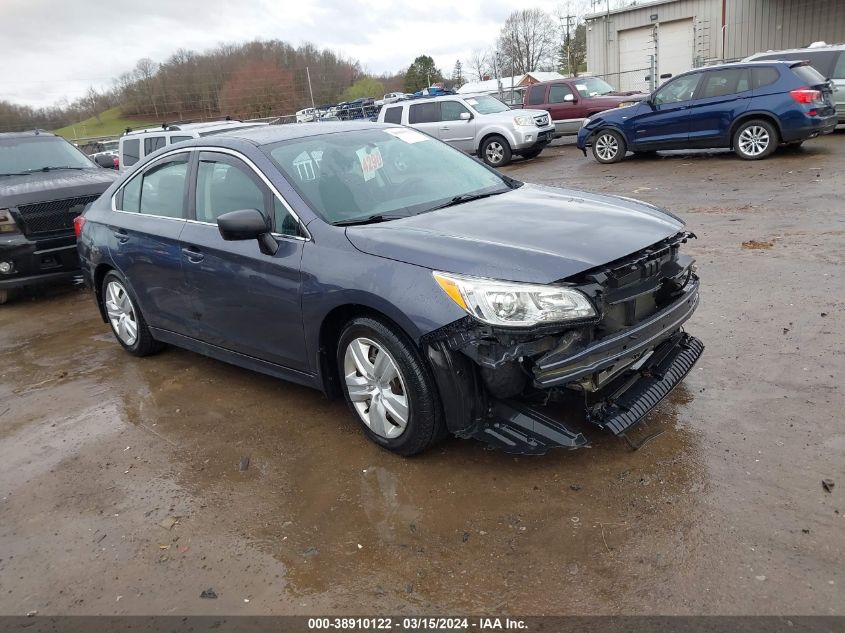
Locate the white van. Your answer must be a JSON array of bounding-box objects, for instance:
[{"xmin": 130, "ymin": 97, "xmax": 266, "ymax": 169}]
[
  {"xmin": 118, "ymin": 120, "xmax": 268, "ymax": 170},
  {"xmin": 296, "ymin": 108, "xmax": 317, "ymax": 123}
]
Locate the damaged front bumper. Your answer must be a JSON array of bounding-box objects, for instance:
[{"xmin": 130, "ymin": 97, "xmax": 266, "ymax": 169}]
[{"xmin": 424, "ymin": 231, "xmax": 704, "ymax": 454}]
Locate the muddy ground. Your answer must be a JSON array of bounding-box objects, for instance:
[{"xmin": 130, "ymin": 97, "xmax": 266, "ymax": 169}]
[{"xmin": 1, "ymin": 133, "xmax": 843, "ymax": 616}]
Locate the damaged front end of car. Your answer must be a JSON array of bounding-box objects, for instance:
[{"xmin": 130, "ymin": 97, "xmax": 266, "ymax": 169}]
[{"xmin": 424, "ymin": 231, "xmax": 704, "ymax": 454}]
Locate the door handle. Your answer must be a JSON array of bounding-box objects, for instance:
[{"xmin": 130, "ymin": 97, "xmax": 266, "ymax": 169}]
[
  {"xmin": 181, "ymin": 246, "xmax": 204, "ymax": 263},
  {"xmin": 112, "ymin": 229, "xmax": 129, "ymax": 244},
  {"xmin": 439, "ymin": 126, "xmax": 450, "ymax": 130}
]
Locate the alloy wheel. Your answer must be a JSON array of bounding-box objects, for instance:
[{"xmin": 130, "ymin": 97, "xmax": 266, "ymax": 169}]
[
  {"xmin": 738, "ymin": 125, "xmax": 770, "ymax": 157},
  {"xmin": 105, "ymin": 280, "xmax": 138, "ymax": 346},
  {"xmin": 343, "ymin": 337, "xmax": 409, "ymax": 439},
  {"xmin": 595, "ymin": 133, "xmax": 619, "ymax": 161},
  {"xmin": 485, "ymin": 141, "xmax": 505, "ymax": 164}
]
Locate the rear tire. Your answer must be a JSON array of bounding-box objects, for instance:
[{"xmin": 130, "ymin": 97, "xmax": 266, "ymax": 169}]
[
  {"xmin": 592, "ymin": 129, "xmax": 626, "ymax": 163},
  {"xmin": 733, "ymin": 119, "xmax": 777, "ymax": 160},
  {"xmin": 101, "ymin": 271, "xmax": 162, "ymax": 357},
  {"xmin": 337, "ymin": 317, "xmax": 444, "ymax": 456},
  {"xmin": 480, "ymin": 135, "xmax": 513, "ymax": 167}
]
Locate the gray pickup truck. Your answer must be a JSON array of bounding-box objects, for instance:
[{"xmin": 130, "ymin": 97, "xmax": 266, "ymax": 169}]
[{"xmin": 377, "ymin": 94, "xmax": 555, "ymax": 167}]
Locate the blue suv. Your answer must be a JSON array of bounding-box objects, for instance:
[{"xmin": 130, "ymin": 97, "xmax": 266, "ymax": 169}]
[{"xmin": 577, "ymin": 61, "xmax": 837, "ymax": 163}]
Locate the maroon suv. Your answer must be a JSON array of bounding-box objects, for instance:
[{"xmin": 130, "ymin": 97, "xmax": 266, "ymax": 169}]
[{"xmin": 523, "ymin": 76, "xmax": 647, "ymax": 136}]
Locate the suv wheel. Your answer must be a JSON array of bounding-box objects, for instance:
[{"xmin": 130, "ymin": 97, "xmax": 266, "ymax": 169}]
[
  {"xmin": 592, "ymin": 129, "xmax": 626, "ymax": 163},
  {"xmin": 480, "ymin": 135, "xmax": 512, "ymax": 167},
  {"xmin": 337, "ymin": 317, "xmax": 444, "ymax": 456},
  {"xmin": 520, "ymin": 147, "xmax": 543, "ymax": 160},
  {"xmin": 102, "ymin": 271, "xmax": 162, "ymax": 357},
  {"xmin": 733, "ymin": 120, "xmax": 777, "ymax": 160}
]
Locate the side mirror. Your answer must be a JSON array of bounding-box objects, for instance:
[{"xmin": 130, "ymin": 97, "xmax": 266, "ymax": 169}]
[
  {"xmin": 94, "ymin": 154, "xmax": 115, "ymax": 169},
  {"xmin": 217, "ymin": 209, "xmax": 278, "ymax": 256},
  {"xmin": 459, "ymin": 111, "xmax": 473, "ymax": 121},
  {"xmin": 563, "ymin": 93, "xmax": 576, "ymax": 102}
]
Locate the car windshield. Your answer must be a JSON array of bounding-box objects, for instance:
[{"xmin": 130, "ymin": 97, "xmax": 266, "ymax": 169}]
[
  {"xmin": 463, "ymin": 95, "xmax": 510, "ymax": 114},
  {"xmin": 0, "ymin": 136, "xmax": 95, "ymax": 174},
  {"xmin": 266, "ymin": 127, "xmax": 512, "ymax": 224},
  {"xmin": 573, "ymin": 77, "xmax": 616, "ymax": 97}
]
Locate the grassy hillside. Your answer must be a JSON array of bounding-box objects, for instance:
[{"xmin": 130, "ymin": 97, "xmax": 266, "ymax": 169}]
[{"xmin": 53, "ymin": 107, "xmax": 158, "ymax": 140}]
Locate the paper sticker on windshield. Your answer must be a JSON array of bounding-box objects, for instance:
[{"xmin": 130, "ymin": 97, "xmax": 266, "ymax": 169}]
[
  {"xmin": 356, "ymin": 146, "xmax": 383, "ymax": 181},
  {"xmin": 384, "ymin": 128, "xmax": 428, "ymax": 144},
  {"xmin": 465, "ymin": 98, "xmax": 478, "ymax": 106},
  {"xmin": 575, "ymin": 84, "xmax": 588, "ymax": 91}
]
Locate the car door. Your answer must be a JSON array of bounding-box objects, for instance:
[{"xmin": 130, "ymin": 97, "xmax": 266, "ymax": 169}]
[
  {"xmin": 408, "ymin": 101, "xmax": 442, "ymax": 139},
  {"xmin": 546, "ymin": 84, "xmax": 583, "ymax": 134},
  {"xmin": 108, "ymin": 152, "xmax": 193, "ymax": 333},
  {"xmin": 686, "ymin": 67, "xmax": 752, "ymax": 146},
  {"xmin": 179, "ymin": 150, "xmax": 308, "ymax": 371},
  {"xmin": 437, "ymin": 100, "xmax": 477, "ymax": 152},
  {"xmin": 627, "ymin": 72, "xmax": 702, "ymax": 149}
]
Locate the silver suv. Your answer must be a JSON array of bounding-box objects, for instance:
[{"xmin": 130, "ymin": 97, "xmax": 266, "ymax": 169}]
[
  {"xmin": 744, "ymin": 42, "xmax": 845, "ymax": 122},
  {"xmin": 377, "ymin": 94, "xmax": 555, "ymax": 167}
]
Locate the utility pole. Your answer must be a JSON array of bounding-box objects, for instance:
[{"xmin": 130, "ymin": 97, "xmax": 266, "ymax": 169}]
[{"xmin": 306, "ymin": 66, "xmax": 316, "ymax": 111}]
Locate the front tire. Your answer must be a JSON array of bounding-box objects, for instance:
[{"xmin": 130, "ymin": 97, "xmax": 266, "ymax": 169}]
[
  {"xmin": 733, "ymin": 119, "xmax": 777, "ymax": 160},
  {"xmin": 480, "ymin": 135, "xmax": 512, "ymax": 167},
  {"xmin": 102, "ymin": 271, "xmax": 162, "ymax": 357},
  {"xmin": 519, "ymin": 147, "xmax": 543, "ymax": 160},
  {"xmin": 592, "ymin": 129, "xmax": 626, "ymax": 163},
  {"xmin": 337, "ymin": 317, "xmax": 444, "ymax": 456}
]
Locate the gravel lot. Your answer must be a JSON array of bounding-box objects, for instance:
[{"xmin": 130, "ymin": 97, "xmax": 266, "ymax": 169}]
[{"xmin": 1, "ymin": 132, "xmax": 843, "ymax": 615}]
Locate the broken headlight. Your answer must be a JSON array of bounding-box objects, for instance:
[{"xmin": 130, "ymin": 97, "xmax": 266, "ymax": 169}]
[
  {"xmin": 0, "ymin": 209, "xmax": 19, "ymax": 234},
  {"xmin": 433, "ymin": 271, "xmax": 596, "ymax": 327}
]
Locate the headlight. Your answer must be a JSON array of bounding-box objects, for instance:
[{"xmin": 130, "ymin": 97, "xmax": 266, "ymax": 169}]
[
  {"xmin": 513, "ymin": 115, "xmax": 534, "ymax": 126},
  {"xmin": 0, "ymin": 209, "xmax": 18, "ymax": 234},
  {"xmin": 433, "ymin": 271, "xmax": 596, "ymax": 327}
]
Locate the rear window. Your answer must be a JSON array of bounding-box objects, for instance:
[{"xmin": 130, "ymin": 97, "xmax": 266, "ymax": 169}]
[
  {"xmin": 122, "ymin": 139, "xmax": 140, "ymax": 166},
  {"xmin": 527, "ymin": 85, "xmax": 545, "ymax": 105},
  {"xmin": 383, "ymin": 106, "xmax": 402, "ymax": 124},
  {"xmin": 409, "ymin": 102, "xmax": 439, "ymax": 124},
  {"xmin": 792, "ymin": 64, "xmax": 827, "ymax": 86}
]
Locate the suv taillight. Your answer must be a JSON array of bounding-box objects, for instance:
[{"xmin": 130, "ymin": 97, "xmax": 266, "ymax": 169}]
[
  {"xmin": 790, "ymin": 88, "xmax": 822, "ymax": 104},
  {"xmin": 73, "ymin": 215, "xmax": 86, "ymax": 238}
]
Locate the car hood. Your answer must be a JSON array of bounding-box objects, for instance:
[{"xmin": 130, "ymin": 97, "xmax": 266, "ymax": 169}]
[
  {"xmin": 482, "ymin": 108, "xmax": 549, "ymax": 122},
  {"xmin": 345, "ymin": 184, "xmax": 684, "ymax": 284},
  {"xmin": 0, "ymin": 169, "xmax": 119, "ymax": 207}
]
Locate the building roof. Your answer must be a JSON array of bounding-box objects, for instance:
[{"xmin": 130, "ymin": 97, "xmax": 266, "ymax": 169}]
[
  {"xmin": 458, "ymin": 71, "xmax": 564, "ymax": 94},
  {"xmin": 585, "ymin": 0, "xmax": 679, "ymax": 20}
]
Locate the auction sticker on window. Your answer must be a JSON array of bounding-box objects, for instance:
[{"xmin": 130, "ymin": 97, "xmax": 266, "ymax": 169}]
[
  {"xmin": 356, "ymin": 145, "xmax": 384, "ymax": 181},
  {"xmin": 384, "ymin": 128, "xmax": 428, "ymax": 144}
]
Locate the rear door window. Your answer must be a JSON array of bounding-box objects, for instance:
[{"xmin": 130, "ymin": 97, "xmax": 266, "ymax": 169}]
[
  {"xmin": 698, "ymin": 68, "xmax": 751, "ymax": 98},
  {"xmin": 409, "ymin": 102, "xmax": 440, "ymax": 124},
  {"xmin": 383, "ymin": 106, "xmax": 402, "ymax": 124},
  {"xmin": 527, "ymin": 85, "xmax": 546, "ymax": 105},
  {"xmin": 138, "ymin": 154, "xmax": 189, "ymax": 218},
  {"xmin": 122, "ymin": 139, "xmax": 140, "ymax": 166},
  {"xmin": 144, "ymin": 135, "xmax": 167, "ymax": 156}
]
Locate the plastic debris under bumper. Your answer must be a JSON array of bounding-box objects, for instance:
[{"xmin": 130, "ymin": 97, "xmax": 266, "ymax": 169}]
[
  {"xmin": 472, "ymin": 399, "xmax": 588, "ymax": 455},
  {"xmin": 587, "ymin": 332, "xmax": 704, "ymax": 436}
]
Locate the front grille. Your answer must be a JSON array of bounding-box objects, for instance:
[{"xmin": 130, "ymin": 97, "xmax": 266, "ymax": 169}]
[
  {"xmin": 534, "ymin": 114, "xmax": 550, "ymax": 127},
  {"xmin": 16, "ymin": 195, "xmax": 99, "ymax": 236}
]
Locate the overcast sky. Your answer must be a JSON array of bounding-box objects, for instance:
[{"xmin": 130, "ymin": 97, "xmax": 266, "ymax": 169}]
[{"xmin": 0, "ymin": 0, "xmax": 580, "ymax": 108}]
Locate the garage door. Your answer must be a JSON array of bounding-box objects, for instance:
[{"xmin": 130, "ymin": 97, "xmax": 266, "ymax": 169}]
[
  {"xmin": 618, "ymin": 26, "xmax": 655, "ymax": 92},
  {"xmin": 657, "ymin": 19, "xmax": 694, "ymax": 81}
]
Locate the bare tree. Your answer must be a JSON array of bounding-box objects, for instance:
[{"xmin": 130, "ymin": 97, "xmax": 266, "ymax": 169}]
[
  {"xmin": 81, "ymin": 87, "xmax": 102, "ymax": 123},
  {"xmin": 496, "ymin": 9, "xmax": 559, "ymax": 76},
  {"xmin": 466, "ymin": 49, "xmax": 490, "ymax": 82},
  {"xmin": 134, "ymin": 58, "xmax": 160, "ymax": 117}
]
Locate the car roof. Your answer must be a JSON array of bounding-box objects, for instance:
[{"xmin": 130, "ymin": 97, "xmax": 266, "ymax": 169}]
[
  {"xmin": 123, "ymin": 120, "xmax": 264, "ymax": 137},
  {"xmin": 182, "ymin": 121, "xmax": 390, "ymax": 146},
  {"xmin": 745, "ymin": 43, "xmax": 845, "ymax": 57},
  {"xmin": 670, "ymin": 60, "xmax": 804, "ymax": 78}
]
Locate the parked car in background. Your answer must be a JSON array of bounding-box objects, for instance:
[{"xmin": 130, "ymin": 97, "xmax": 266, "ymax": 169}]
[
  {"xmin": 743, "ymin": 42, "xmax": 845, "ymax": 122},
  {"xmin": 90, "ymin": 150, "xmax": 119, "ymax": 169},
  {"xmin": 525, "ymin": 76, "xmax": 648, "ymax": 136},
  {"xmin": 378, "ymin": 94, "xmax": 555, "ymax": 167},
  {"xmin": 118, "ymin": 120, "xmax": 269, "ymax": 170},
  {"xmin": 375, "ymin": 92, "xmax": 407, "ymax": 106},
  {"xmin": 76, "ymin": 122, "xmax": 703, "ymax": 455},
  {"xmin": 577, "ymin": 61, "xmax": 837, "ymax": 163},
  {"xmin": 296, "ymin": 108, "xmax": 318, "ymax": 123},
  {"xmin": 0, "ymin": 131, "xmax": 119, "ymax": 304}
]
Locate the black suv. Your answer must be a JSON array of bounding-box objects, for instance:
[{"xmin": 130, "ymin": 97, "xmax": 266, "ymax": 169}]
[{"xmin": 0, "ymin": 131, "xmax": 119, "ymax": 304}]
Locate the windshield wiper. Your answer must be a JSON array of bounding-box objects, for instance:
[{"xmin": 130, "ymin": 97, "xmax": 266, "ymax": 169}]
[
  {"xmin": 427, "ymin": 189, "xmax": 509, "ymax": 212},
  {"xmin": 333, "ymin": 213, "xmax": 407, "ymax": 227},
  {"xmin": 0, "ymin": 172, "xmax": 33, "ymax": 177},
  {"xmin": 25, "ymin": 166, "xmax": 89, "ymax": 172}
]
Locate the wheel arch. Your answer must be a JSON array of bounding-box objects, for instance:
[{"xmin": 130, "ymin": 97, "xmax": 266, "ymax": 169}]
[
  {"xmin": 729, "ymin": 112, "xmax": 782, "ymax": 147},
  {"xmin": 316, "ymin": 302, "xmax": 423, "ymax": 399},
  {"xmin": 477, "ymin": 130, "xmax": 512, "ymax": 155},
  {"xmin": 93, "ymin": 263, "xmax": 116, "ymax": 323}
]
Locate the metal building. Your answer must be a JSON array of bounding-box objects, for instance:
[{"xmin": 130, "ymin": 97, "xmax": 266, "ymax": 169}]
[{"xmin": 585, "ymin": 0, "xmax": 845, "ymax": 92}]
